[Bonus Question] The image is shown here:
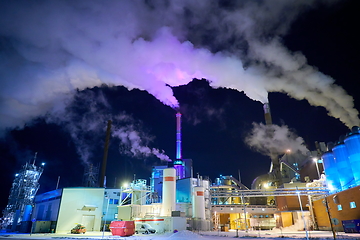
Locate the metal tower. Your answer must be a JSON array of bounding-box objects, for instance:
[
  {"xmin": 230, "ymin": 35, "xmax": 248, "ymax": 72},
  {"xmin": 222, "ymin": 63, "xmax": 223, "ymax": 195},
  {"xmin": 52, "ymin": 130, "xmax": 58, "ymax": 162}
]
[
  {"xmin": 83, "ymin": 163, "xmax": 99, "ymax": 187},
  {"xmin": 1, "ymin": 155, "xmax": 44, "ymax": 230}
]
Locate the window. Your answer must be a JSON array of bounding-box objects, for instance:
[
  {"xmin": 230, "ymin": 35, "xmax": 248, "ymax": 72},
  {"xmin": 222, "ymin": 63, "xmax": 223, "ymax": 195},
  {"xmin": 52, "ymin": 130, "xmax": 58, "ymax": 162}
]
[
  {"xmin": 350, "ymin": 202, "xmax": 356, "ymax": 209},
  {"xmin": 114, "ymin": 199, "xmax": 119, "ymax": 204},
  {"xmin": 337, "ymin": 204, "xmax": 342, "ymax": 211},
  {"xmin": 109, "ymin": 199, "xmax": 114, "ymax": 204}
]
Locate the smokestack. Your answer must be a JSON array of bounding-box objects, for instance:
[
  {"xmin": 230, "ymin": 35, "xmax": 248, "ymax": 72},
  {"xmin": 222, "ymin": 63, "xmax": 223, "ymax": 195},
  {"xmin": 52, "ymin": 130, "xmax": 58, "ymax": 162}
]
[
  {"xmin": 263, "ymin": 103, "xmax": 272, "ymax": 125},
  {"xmin": 174, "ymin": 112, "xmax": 185, "ymax": 179},
  {"xmin": 176, "ymin": 112, "xmax": 182, "ymax": 159},
  {"xmin": 263, "ymin": 103, "xmax": 282, "ymax": 187},
  {"xmin": 100, "ymin": 120, "xmax": 112, "ymax": 188}
]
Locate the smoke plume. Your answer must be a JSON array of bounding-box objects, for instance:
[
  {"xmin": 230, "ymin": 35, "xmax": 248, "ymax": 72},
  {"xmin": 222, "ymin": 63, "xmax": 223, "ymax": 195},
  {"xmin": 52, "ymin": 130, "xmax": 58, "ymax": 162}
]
[
  {"xmin": 0, "ymin": 0, "xmax": 358, "ymax": 135},
  {"xmin": 245, "ymin": 123, "xmax": 309, "ymax": 159},
  {"xmin": 113, "ymin": 127, "xmax": 171, "ymax": 162},
  {"xmin": 47, "ymin": 90, "xmax": 171, "ymax": 165}
]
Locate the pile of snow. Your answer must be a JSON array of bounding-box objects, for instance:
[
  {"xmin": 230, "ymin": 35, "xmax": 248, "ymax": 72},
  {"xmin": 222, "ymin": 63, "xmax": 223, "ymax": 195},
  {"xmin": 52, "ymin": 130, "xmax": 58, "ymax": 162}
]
[
  {"xmin": 272, "ymin": 220, "xmax": 307, "ymax": 232},
  {"xmin": 168, "ymin": 230, "xmax": 203, "ymax": 239}
]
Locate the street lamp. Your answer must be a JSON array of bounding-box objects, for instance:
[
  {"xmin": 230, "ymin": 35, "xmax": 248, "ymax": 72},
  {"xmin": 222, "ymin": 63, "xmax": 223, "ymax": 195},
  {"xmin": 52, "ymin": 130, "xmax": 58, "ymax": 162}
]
[
  {"xmin": 296, "ymin": 187, "xmax": 309, "ymax": 240},
  {"xmin": 313, "ymin": 158, "xmax": 320, "ymax": 179}
]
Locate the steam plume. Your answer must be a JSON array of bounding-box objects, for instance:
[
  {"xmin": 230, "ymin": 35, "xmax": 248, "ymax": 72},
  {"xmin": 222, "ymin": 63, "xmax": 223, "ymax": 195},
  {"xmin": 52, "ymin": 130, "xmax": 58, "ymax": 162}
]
[
  {"xmin": 47, "ymin": 90, "xmax": 171, "ymax": 164},
  {"xmin": 245, "ymin": 123, "xmax": 309, "ymax": 158},
  {"xmin": 0, "ymin": 0, "xmax": 358, "ymax": 135}
]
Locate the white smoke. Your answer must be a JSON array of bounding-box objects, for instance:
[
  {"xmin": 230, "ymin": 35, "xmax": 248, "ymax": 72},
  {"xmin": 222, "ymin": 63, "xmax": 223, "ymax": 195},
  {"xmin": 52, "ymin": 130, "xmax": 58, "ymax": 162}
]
[
  {"xmin": 112, "ymin": 127, "xmax": 171, "ymax": 162},
  {"xmin": 0, "ymin": 0, "xmax": 358, "ymax": 135},
  {"xmin": 47, "ymin": 90, "xmax": 171, "ymax": 164},
  {"xmin": 245, "ymin": 123, "xmax": 309, "ymax": 158}
]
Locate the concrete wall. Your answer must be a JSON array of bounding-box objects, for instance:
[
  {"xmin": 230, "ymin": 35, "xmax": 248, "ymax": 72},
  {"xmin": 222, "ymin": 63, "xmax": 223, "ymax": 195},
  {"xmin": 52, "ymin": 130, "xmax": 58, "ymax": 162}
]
[{"xmin": 56, "ymin": 188, "xmax": 105, "ymax": 233}]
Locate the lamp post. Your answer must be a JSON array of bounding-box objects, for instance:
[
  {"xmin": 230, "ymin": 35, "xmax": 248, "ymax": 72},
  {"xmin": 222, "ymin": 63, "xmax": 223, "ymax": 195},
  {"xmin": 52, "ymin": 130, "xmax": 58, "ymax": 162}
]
[
  {"xmin": 313, "ymin": 158, "xmax": 320, "ymax": 179},
  {"xmin": 102, "ymin": 197, "xmax": 110, "ymax": 239},
  {"xmin": 296, "ymin": 187, "xmax": 309, "ymax": 240}
]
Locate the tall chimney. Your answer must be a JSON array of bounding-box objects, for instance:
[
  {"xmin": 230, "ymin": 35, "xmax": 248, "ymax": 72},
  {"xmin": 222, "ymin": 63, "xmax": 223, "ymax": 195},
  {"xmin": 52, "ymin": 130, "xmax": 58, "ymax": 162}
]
[
  {"xmin": 174, "ymin": 112, "xmax": 185, "ymax": 179},
  {"xmin": 176, "ymin": 112, "xmax": 182, "ymax": 159},
  {"xmin": 100, "ymin": 120, "xmax": 112, "ymax": 188}
]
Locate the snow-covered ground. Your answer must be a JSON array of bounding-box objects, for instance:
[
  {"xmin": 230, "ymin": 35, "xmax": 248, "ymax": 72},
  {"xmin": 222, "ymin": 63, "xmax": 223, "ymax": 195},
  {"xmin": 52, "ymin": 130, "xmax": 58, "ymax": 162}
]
[{"xmin": 1, "ymin": 229, "xmax": 360, "ymax": 240}]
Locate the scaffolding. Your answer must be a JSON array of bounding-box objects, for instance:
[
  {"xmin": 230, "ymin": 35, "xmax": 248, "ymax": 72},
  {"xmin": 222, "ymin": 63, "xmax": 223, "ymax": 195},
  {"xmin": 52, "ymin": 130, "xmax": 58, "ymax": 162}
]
[{"xmin": 1, "ymin": 157, "xmax": 44, "ymax": 230}]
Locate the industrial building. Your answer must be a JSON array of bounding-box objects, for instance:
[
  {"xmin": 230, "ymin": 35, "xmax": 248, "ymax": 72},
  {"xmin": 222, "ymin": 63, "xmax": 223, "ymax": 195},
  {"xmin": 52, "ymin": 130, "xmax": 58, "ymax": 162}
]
[
  {"xmin": 2, "ymin": 104, "xmax": 360, "ymax": 234},
  {"xmin": 1, "ymin": 155, "xmax": 44, "ymax": 232}
]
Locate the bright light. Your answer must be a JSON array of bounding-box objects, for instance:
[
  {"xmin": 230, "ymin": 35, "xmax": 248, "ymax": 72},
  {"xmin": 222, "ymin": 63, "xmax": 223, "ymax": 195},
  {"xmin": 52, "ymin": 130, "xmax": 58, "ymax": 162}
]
[
  {"xmin": 41, "ymin": 162, "xmax": 45, "ymax": 166},
  {"xmin": 312, "ymin": 158, "xmax": 318, "ymax": 162},
  {"xmin": 286, "ymin": 149, "xmax": 291, "ymax": 153},
  {"xmin": 123, "ymin": 183, "xmax": 129, "ymax": 188},
  {"xmin": 15, "ymin": 174, "xmax": 19, "ymax": 177}
]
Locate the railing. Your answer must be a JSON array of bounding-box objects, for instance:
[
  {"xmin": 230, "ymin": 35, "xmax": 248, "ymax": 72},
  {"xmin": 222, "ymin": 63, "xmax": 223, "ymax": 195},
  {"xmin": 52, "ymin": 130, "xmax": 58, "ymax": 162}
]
[{"xmin": 210, "ymin": 187, "xmax": 328, "ymax": 198}]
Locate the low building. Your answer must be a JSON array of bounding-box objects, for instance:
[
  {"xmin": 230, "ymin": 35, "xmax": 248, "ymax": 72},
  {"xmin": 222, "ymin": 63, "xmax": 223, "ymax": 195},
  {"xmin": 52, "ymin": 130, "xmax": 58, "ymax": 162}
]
[
  {"xmin": 313, "ymin": 185, "xmax": 360, "ymax": 232},
  {"xmin": 32, "ymin": 187, "xmax": 105, "ymax": 233}
]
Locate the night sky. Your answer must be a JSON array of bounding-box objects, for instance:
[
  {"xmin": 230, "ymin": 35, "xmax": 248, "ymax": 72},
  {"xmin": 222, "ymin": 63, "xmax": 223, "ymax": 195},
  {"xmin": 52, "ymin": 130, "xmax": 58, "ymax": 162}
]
[{"xmin": 0, "ymin": 0, "xmax": 359, "ymax": 212}]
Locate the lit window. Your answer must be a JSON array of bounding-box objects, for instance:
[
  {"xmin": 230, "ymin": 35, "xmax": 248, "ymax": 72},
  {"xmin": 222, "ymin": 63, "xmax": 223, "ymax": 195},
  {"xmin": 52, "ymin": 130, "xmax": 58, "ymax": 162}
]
[
  {"xmin": 109, "ymin": 199, "xmax": 114, "ymax": 204},
  {"xmin": 350, "ymin": 202, "xmax": 356, "ymax": 209},
  {"xmin": 337, "ymin": 204, "xmax": 342, "ymax": 211}
]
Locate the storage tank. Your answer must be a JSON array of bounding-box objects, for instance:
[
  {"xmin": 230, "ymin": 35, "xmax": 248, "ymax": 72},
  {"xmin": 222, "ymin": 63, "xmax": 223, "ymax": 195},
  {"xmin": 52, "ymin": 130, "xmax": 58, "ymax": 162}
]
[
  {"xmin": 332, "ymin": 143, "xmax": 354, "ymax": 190},
  {"xmin": 321, "ymin": 151, "xmax": 341, "ymax": 192},
  {"xmin": 161, "ymin": 168, "xmax": 176, "ymax": 216},
  {"xmin": 192, "ymin": 186, "xmax": 205, "ymax": 219},
  {"xmin": 344, "ymin": 127, "xmax": 360, "ymax": 186}
]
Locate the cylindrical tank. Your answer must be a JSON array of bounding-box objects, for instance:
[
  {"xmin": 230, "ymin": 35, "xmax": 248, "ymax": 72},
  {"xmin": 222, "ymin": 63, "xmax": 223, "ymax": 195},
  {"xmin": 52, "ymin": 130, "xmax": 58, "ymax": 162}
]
[
  {"xmin": 192, "ymin": 186, "xmax": 205, "ymax": 219},
  {"xmin": 332, "ymin": 143, "xmax": 354, "ymax": 190},
  {"xmin": 22, "ymin": 205, "xmax": 32, "ymax": 221},
  {"xmin": 322, "ymin": 151, "xmax": 341, "ymax": 192},
  {"xmin": 344, "ymin": 132, "xmax": 360, "ymax": 186},
  {"xmin": 161, "ymin": 168, "xmax": 176, "ymax": 216}
]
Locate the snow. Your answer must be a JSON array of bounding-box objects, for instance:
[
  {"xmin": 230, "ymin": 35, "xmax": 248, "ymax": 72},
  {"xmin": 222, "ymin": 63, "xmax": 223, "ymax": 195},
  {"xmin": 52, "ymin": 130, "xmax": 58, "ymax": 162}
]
[{"xmin": 1, "ymin": 230, "xmax": 360, "ymax": 240}]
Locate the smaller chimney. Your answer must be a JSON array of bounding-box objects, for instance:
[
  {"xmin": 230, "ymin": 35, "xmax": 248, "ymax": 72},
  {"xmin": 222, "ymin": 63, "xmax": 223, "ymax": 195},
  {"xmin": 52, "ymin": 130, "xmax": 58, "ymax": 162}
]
[
  {"xmin": 263, "ymin": 103, "xmax": 272, "ymax": 125},
  {"xmin": 100, "ymin": 120, "xmax": 112, "ymax": 188}
]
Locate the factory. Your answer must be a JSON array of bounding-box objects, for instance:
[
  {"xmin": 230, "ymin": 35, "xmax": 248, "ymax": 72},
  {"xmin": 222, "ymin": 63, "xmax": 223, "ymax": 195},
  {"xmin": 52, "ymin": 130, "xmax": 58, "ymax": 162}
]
[{"xmin": 1, "ymin": 104, "xmax": 360, "ymax": 234}]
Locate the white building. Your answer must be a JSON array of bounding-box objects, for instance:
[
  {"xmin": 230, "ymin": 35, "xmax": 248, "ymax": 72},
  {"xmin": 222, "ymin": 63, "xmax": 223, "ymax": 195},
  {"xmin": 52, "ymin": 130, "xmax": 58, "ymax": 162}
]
[{"xmin": 32, "ymin": 187, "xmax": 105, "ymax": 233}]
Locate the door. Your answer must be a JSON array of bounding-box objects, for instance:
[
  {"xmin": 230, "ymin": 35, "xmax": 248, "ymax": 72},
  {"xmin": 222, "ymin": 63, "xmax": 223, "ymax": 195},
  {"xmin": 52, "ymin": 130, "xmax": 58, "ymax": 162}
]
[{"xmin": 81, "ymin": 215, "xmax": 95, "ymax": 231}]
